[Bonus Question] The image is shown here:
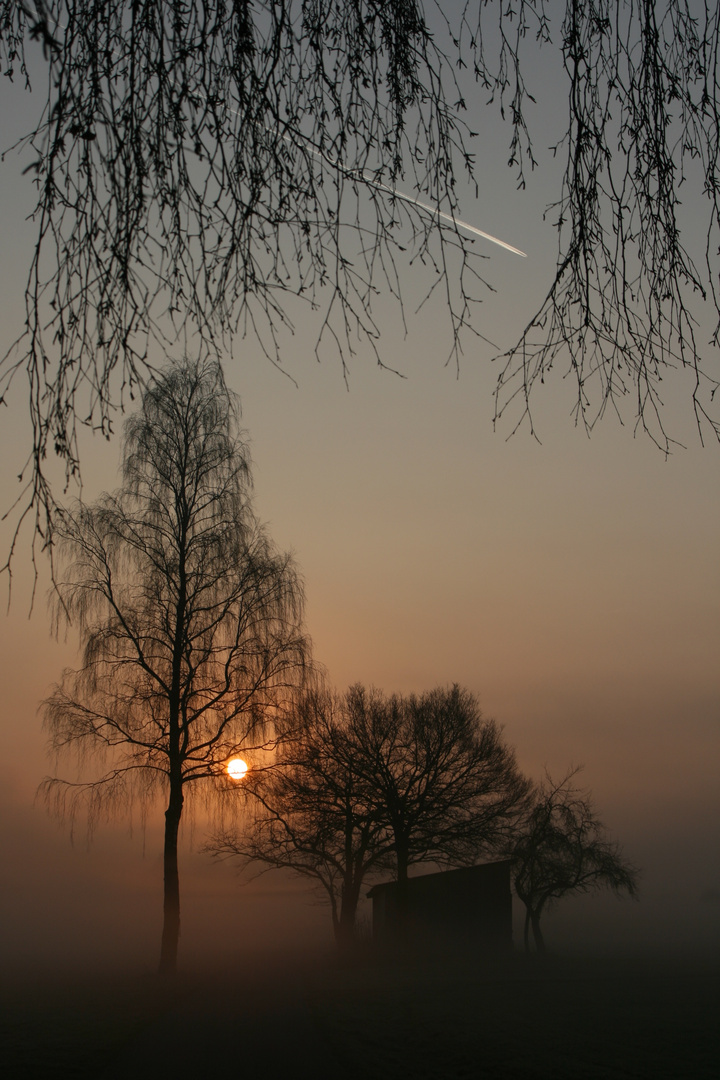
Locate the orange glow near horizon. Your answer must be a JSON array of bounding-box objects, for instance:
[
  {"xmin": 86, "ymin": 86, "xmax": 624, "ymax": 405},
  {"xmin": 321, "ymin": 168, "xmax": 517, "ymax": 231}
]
[{"xmin": 227, "ymin": 757, "xmax": 249, "ymax": 781}]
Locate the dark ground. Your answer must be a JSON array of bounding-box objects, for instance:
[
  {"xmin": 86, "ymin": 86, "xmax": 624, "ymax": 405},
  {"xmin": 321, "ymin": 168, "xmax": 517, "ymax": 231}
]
[{"xmin": 2, "ymin": 950, "xmax": 718, "ymax": 1079}]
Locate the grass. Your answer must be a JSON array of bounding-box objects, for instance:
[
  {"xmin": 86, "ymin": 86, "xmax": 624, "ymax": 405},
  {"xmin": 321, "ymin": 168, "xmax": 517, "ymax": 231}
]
[{"xmin": 2, "ymin": 950, "xmax": 717, "ymax": 1078}]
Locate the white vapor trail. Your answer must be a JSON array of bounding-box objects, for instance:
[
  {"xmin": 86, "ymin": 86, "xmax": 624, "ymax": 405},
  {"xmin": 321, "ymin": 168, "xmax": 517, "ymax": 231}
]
[
  {"xmin": 370, "ymin": 178, "xmax": 527, "ymax": 258},
  {"xmin": 291, "ymin": 134, "xmax": 528, "ymax": 259}
]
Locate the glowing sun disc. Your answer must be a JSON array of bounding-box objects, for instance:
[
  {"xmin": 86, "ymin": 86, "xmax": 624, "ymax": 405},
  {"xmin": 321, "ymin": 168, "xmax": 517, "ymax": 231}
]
[{"xmin": 227, "ymin": 757, "xmax": 249, "ymax": 781}]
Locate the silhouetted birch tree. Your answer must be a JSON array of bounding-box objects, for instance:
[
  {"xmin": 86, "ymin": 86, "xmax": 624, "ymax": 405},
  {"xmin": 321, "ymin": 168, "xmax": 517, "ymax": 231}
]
[{"xmin": 41, "ymin": 357, "xmax": 310, "ymax": 973}]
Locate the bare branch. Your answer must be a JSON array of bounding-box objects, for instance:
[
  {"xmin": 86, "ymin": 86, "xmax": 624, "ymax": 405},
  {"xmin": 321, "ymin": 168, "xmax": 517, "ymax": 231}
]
[{"xmin": 1, "ymin": 2, "xmax": 718, "ymax": 568}]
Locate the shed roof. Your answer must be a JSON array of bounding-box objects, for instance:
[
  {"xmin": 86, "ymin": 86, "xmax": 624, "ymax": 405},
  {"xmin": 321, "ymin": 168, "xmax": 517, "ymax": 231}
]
[{"xmin": 366, "ymin": 859, "xmax": 511, "ymax": 898}]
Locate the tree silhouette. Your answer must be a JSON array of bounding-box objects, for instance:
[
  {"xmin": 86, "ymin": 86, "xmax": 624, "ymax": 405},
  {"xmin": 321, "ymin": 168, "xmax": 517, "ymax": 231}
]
[
  {"xmin": 213, "ymin": 683, "xmax": 528, "ymax": 943},
  {"xmin": 1, "ymin": 2, "xmax": 718, "ymax": 561},
  {"xmin": 40, "ymin": 357, "xmax": 309, "ymax": 973},
  {"xmin": 512, "ymin": 768, "xmax": 639, "ymax": 953},
  {"xmin": 210, "ymin": 686, "xmax": 395, "ymax": 949},
  {"xmin": 349, "ymin": 684, "xmax": 530, "ymax": 927}
]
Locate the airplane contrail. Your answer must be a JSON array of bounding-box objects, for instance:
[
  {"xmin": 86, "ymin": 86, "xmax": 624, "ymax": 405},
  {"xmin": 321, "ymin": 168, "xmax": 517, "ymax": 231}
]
[
  {"xmin": 368, "ymin": 177, "xmax": 527, "ymax": 258},
  {"xmin": 288, "ymin": 134, "xmax": 527, "ymax": 258}
]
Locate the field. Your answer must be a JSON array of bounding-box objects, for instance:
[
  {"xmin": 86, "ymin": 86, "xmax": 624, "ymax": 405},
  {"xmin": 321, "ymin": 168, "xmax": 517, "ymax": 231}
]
[{"xmin": 2, "ymin": 950, "xmax": 718, "ymax": 1078}]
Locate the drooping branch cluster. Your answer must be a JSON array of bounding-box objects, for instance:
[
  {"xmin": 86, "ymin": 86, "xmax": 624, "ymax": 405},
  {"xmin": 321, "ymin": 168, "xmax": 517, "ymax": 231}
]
[
  {"xmin": 1, "ymin": 2, "xmax": 719, "ymax": 568},
  {"xmin": 490, "ymin": 0, "xmax": 720, "ymax": 447},
  {"xmin": 1, "ymin": 0, "xmax": 480, "ymax": 561}
]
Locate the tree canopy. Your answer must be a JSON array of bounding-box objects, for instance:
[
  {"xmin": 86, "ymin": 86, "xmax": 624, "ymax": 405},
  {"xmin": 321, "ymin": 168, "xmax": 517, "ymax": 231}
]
[
  {"xmin": 1, "ymin": 1, "xmax": 718, "ymax": 557},
  {"xmin": 348, "ymin": 685, "xmax": 530, "ymax": 894}
]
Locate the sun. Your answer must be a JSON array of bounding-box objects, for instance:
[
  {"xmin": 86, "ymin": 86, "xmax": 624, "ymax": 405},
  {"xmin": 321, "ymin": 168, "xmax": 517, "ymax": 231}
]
[{"xmin": 227, "ymin": 757, "xmax": 249, "ymax": 781}]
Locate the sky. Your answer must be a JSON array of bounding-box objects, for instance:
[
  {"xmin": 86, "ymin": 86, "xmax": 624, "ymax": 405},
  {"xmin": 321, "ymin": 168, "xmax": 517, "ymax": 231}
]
[{"xmin": 0, "ymin": 11, "xmax": 718, "ymax": 975}]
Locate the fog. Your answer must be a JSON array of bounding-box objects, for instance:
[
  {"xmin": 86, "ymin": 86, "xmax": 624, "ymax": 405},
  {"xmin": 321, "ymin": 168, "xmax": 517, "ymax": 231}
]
[{"xmin": 0, "ymin": 2, "xmax": 718, "ymax": 1019}]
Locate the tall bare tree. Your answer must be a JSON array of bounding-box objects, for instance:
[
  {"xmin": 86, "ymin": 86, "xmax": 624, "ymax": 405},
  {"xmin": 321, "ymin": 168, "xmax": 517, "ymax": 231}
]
[
  {"xmin": 41, "ymin": 357, "xmax": 310, "ymax": 973},
  {"xmin": 1, "ymin": 2, "xmax": 718, "ymax": 562},
  {"xmin": 511, "ymin": 768, "xmax": 639, "ymax": 953}
]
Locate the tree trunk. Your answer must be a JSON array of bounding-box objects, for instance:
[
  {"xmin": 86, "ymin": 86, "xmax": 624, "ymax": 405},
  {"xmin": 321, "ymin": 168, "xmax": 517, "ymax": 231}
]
[
  {"xmin": 338, "ymin": 886, "xmax": 357, "ymax": 944},
  {"xmin": 530, "ymin": 911, "xmax": 546, "ymax": 954},
  {"xmin": 523, "ymin": 907, "xmax": 531, "ymax": 953},
  {"xmin": 159, "ymin": 779, "xmax": 184, "ymax": 975},
  {"xmin": 329, "ymin": 893, "xmax": 341, "ymax": 945},
  {"xmin": 336, "ymin": 897, "xmax": 358, "ymax": 951},
  {"xmin": 336, "ymin": 871, "xmax": 363, "ymax": 952},
  {"xmin": 161, "ymin": 552, "xmax": 187, "ymax": 975},
  {"xmin": 395, "ymin": 839, "xmax": 411, "ymax": 942}
]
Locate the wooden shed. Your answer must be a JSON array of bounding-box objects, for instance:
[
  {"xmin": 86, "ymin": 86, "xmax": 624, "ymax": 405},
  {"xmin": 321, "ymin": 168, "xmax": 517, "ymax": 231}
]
[{"xmin": 366, "ymin": 860, "xmax": 513, "ymax": 952}]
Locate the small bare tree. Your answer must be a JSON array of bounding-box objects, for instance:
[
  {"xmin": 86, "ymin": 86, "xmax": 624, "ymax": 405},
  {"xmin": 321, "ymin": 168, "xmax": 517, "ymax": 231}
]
[
  {"xmin": 511, "ymin": 768, "xmax": 639, "ymax": 954},
  {"xmin": 41, "ymin": 357, "xmax": 310, "ymax": 974},
  {"xmin": 211, "ymin": 686, "xmax": 395, "ymax": 949},
  {"xmin": 349, "ymin": 684, "xmax": 531, "ymax": 926}
]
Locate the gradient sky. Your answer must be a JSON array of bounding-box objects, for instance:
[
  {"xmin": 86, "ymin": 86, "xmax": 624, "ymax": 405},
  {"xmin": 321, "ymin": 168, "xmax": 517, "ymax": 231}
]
[{"xmin": 1, "ymin": 20, "xmax": 718, "ymax": 973}]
